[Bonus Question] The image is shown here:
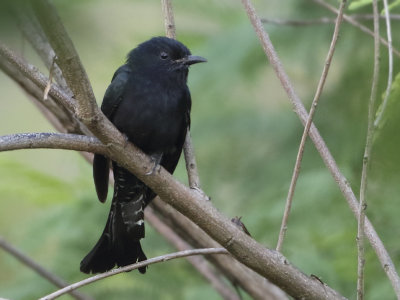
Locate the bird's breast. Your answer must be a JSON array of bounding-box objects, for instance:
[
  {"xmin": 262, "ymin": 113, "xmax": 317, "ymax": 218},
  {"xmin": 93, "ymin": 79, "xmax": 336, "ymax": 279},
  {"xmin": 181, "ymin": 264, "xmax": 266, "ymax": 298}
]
[{"xmin": 112, "ymin": 83, "xmax": 189, "ymax": 154}]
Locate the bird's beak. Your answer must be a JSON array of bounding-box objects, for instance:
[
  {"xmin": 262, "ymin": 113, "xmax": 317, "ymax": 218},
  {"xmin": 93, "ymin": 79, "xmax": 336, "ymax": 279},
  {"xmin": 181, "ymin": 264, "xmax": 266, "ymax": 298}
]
[{"xmin": 178, "ymin": 55, "xmax": 207, "ymax": 66}]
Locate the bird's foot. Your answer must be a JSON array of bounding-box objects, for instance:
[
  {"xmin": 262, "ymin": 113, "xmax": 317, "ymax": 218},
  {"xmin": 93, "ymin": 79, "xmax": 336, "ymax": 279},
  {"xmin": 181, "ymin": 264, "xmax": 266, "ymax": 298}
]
[
  {"xmin": 122, "ymin": 134, "xmax": 129, "ymax": 148},
  {"xmin": 145, "ymin": 152, "xmax": 163, "ymax": 175}
]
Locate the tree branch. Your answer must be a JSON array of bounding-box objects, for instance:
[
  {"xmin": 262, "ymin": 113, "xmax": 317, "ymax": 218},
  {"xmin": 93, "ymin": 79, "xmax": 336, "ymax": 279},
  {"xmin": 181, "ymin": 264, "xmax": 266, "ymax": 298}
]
[
  {"xmin": 241, "ymin": 0, "xmax": 400, "ymax": 296},
  {"xmin": 0, "ymin": 236, "xmax": 92, "ymax": 300},
  {"xmin": 276, "ymin": 0, "xmax": 346, "ymax": 252},
  {"xmin": 0, "ymin": 133, "xmax": 106, "ymax": 154},
  {"xmin": 40, "ymin": 248, "xmax": 228, "ymax": 300}
]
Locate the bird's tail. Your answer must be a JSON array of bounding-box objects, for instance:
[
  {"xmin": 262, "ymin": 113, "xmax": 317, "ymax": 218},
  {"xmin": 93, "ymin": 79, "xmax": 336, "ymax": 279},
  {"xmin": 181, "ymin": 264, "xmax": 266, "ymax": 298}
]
[{"xmin": 81, "ymin": 164, "xmax": 149, "ymax": 274}]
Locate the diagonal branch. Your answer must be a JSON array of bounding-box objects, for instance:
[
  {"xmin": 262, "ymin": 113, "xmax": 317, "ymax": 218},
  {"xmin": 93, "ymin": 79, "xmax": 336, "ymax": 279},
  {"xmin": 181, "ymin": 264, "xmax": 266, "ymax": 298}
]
[
  {"xmin": 276, "ymin": 0, "xmax": 347, "ymax": 252},
  {"xmin": 40, "ymin": 248, "xmax": 228, "ymax": 300},
  {"xmin": 0, "ymin": 236, "xmax": 93, "ymax": 300},
  {"xmin": 241, "ymin": 0, "xmax": 400, "ymax": 296}
]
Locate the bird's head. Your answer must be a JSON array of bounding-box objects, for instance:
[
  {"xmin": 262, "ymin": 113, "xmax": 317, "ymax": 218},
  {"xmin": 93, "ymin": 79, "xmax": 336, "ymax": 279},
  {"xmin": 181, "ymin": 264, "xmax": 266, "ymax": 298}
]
[{"xmin": 127, "ymin": 37, "xmax": 206, "ymax": 81}]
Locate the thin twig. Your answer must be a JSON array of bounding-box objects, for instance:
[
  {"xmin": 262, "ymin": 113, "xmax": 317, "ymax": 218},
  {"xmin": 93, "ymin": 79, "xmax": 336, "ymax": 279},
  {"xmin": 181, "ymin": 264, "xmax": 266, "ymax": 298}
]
[
  {"xmin": 242, "ymin": 0, "xmax": 400, "ymax": 296},
  {"xmin": 40, "ymin": 248, "xmax": 228, "ymax": 300},
  {"xmin": 373, "ymin": 0, "xmax": 394, "ymax": 127},
  {"xmin": 276, "ymin": 0, "xmax": 346, "ymax": 252},
  {"xmin": 0, "ymin": 236, "xmax": 92, "ymax": 300},
  {"xmin": 357, "ymin": 1, "xmax": 380, "ymax": 297},
  {"xmin": 145, "ymin": 207, "xmax": 240, "ymax": 300},
  {"xmin": 261, "ymin": 14, "xmax": 400, "ymax": 26}
]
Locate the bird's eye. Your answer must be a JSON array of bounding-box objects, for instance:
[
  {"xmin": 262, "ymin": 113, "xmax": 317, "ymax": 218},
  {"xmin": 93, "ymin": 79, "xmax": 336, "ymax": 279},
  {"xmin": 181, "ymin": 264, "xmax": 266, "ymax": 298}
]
[{"xmin": 160, "ymin": 52, "xmax": 169, "ymax": 60}]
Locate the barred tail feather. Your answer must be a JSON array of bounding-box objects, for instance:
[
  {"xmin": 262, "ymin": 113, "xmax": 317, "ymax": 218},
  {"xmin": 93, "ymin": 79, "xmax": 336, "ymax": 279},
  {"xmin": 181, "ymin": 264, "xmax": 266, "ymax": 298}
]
[{"xmin": 80, "ymin": 196, "xmax": 147, "ymax": 274}]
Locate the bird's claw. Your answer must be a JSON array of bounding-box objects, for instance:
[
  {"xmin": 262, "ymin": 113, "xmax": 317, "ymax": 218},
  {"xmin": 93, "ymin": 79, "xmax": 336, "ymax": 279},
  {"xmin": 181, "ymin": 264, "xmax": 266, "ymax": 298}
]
[{"xmin": 145, "ymin": 152, "xmax": 163, "ymax": 176}]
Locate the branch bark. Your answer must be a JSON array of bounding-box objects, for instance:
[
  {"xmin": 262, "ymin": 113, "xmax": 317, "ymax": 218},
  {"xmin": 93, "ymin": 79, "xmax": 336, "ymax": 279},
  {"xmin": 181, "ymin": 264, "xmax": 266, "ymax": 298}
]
[{"xmin": 241, "ymin": 0, "xmax": 400, "ymax": 296}]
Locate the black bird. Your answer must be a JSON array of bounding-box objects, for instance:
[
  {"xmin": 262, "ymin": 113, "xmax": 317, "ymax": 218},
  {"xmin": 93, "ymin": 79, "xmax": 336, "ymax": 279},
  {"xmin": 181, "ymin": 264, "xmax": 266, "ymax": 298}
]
[{"xmin": 80, "ymin": 37, "xmax": 206, "ymax": 274}]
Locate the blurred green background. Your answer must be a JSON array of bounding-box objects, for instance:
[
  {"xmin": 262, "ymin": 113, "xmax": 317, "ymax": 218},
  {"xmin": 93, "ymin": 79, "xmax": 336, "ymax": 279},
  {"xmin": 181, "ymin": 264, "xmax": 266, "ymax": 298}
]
[{"xmin": 1, "ymin": 0, "xmax": 400, "ymax": 299}]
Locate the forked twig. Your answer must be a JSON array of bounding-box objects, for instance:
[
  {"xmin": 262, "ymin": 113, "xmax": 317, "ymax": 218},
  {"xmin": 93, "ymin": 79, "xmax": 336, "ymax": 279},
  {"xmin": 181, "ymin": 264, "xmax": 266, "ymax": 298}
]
[
  {"xmin": 39, "ymin": 248, "xmax": 228, "ymax": 300},
  {"xmin": 276, "ymin": 0, "xmax": 347, "ymax": 252}
]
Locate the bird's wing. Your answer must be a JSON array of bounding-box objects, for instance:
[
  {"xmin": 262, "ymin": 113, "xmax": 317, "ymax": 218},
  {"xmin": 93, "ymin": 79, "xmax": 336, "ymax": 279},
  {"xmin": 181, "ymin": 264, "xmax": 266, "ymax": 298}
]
[
  {"xmin": 93, "ymin": 65, "xmax": 131, "ymax": 203},
  {"xmin": 101, "ymin": 65, "xmax": 131, "ymax": 119}
]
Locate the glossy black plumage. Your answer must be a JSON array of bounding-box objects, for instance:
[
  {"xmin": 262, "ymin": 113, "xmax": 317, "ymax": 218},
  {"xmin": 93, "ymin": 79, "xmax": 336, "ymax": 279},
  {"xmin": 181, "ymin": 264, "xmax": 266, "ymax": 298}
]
[{"xmin": 80, "ymin": 37, "xmax": 205, "ymax": 274}]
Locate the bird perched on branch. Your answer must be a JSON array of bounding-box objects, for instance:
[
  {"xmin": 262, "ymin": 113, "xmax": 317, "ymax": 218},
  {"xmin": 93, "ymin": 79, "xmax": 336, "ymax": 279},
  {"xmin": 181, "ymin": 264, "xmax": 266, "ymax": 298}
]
[{"xmin": 80, "ymin": 37, "xmax": 206, "ymax": 274}]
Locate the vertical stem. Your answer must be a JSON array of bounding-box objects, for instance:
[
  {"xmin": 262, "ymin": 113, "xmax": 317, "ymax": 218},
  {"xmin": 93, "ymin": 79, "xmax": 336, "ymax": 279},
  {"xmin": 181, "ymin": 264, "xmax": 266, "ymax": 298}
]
[
  {"xmin": 160, "ymin": 0, "xmax": 201, "ymax": 189},
  {"xmin": 161, "ymin": 0, "xmax": 176, "ymax": 39},
  {"xmin": 357, "ymin": 1, "xmax": 380, "ymax": 299},
  {"xmin": 276, "ymin": 0, "xmax": 347, "ymax": 252}
]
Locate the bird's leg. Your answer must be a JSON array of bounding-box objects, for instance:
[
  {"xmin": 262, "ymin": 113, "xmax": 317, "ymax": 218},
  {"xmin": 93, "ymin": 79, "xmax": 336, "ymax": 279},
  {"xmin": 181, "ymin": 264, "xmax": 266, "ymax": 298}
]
[{"xmin": 146, "ymin": 152, "xmax": 163, "ymax": 175}]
